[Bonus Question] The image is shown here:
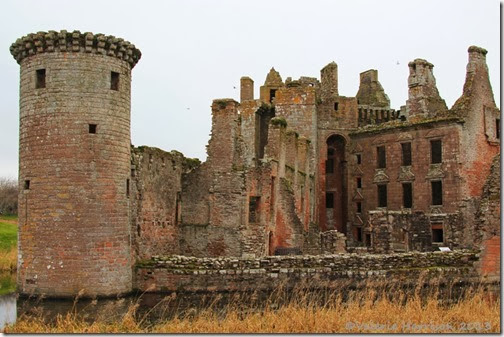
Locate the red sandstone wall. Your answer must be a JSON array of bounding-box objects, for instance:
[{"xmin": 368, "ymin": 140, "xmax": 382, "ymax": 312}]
[
  {"xmin": 131, "ymin": 147, "xmax": 191, "ymax": 260},
  {"xmin": 453, "ymin": 47, "xmax": 500, "ymax": 199},
  {"xmin": 347, "ymin": 122, "xmax": 463, "ymax": 240},
  {"xmin": 474, "ymin": 154, "xmax": 500, "ymax": 280}
]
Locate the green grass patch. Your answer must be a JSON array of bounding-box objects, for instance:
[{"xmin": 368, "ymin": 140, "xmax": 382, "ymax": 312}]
[
  {"xmin": 0, "ymin": 216, "xmax": 17, "ymax": 251},
  {"xmin": 0, "ymin": 272, "xmax": 15, "ymax": 295}
]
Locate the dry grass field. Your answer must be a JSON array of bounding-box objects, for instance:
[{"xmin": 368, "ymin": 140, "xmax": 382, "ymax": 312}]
[{"xmin": 5, "ymin": 285, "xmax": 500, "ymax": 333}]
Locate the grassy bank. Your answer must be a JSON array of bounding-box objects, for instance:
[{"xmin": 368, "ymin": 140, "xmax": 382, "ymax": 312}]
[
  {"xmin": 5, "ymin": 287, "xmax": 500, "ymax": 333},
  {"xmin": 0, "ymin": 215, "xmax": 17, "ymax": 272}
]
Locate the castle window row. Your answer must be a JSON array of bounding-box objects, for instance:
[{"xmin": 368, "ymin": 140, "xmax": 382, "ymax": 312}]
[
  {"xmin": 357, "ymin": 140, "xmax": 444, "ymax": 168},
  {"xmin": 349, "ymin": 139, "xmax": 446, "ymax": 212},
  {"xmin": 371, "ymin": 179, "xmax": 442, "ymax": 210},
  {"xmin": 34, "ymin": 69, "xmax": 120, "ymax": 91}
]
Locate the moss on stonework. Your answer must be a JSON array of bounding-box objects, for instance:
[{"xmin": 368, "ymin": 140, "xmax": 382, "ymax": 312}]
[
  {"xmin": 285, "ymin": 164, "xmax": 295, "ymax": 172},
  {"xmin": 286, "ymin": 130, "xmax": 299, "ymax": 138},
  {"xmin": 214, "ymin": 99, "xmax": 236, "ymax": 110},
  {"xmin": 183, "ymin": 157, "xmax": 201, "ymax": 170},
  {"xmin": 280, "ymin": 177, "xmax": 294, "ymax": 193},
  {"xmin": 270, "ymin": 117, "xmax": 287, "ymax": 128},
  {"xmin": 135, "ymin": 260, "xmax": 156, "ymax": 268},
  {"xmin": 232, "ymin": 163, "xmax": 245, "ymax": 171}
]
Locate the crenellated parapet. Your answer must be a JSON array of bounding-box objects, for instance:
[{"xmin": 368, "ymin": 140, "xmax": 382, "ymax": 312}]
[
  {"xmin": 10, "ymin": 30, "xmax": 142, "ymax": 68},
  {"xmin": 357, "ymin": 105, "xmax": 401, "ymax": 127}
]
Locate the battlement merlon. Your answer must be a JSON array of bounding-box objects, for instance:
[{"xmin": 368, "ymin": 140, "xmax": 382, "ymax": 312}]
[{"xmin": 9, "ymin": 30, "xmax": 142, "ymax": 68}]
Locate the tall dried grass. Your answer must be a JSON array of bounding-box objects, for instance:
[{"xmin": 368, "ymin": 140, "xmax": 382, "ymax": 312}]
[
  {"xmin": 6, "ymin": 283, "xmax": 500, "ymax": 333},
  {"xmin": 0, "ymin": 248, "xmax": 17, "ymax": 272}
]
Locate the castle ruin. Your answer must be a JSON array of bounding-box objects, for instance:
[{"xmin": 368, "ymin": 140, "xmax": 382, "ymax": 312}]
[{"xmin": 10, "ymin": 31, "xmax": 500, "ymax": 297}]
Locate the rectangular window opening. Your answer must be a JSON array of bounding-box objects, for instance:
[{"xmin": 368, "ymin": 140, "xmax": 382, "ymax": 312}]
[
  {"xmin": 89, "ymin": 124, "xmax": 97, "ymax": 134},
  {"xmin": 432, "ymin": 228, "xmax": 444, "ymax": 243},
  {"xmin": 378, "ymin": 184, "xmax": 387, "ymax": 208},
  {"xmin": 377, "ymin": 146, "xmax": 386, "ymax": 168},
  {"xmin": 326, "ymin": 192, "xmax": 334, "ymax": 209},
  {"xmin": 24, "ymin": 180, "xmax": 30, "ymax": 190},
  {"xmin": 402, "ymin": 183, "xmax": 412, "ymax": 208},
  {"xmin": 325, "ymin": 159, "xmax": 334, "ymax": 174},
  {"xmin": 496, "ymin": 119, "xmax": 500, "ymax": 139},
  {"xmin": 334, "ymin": 102, "xmax": 339, "ymax": 111},
  {"xmin": 269, "ymin": 89, "xmax": 276, "ymax": 103},
  {"xmin": 356, "ymin": 202, "xmax": 362, "ymax": 213},
  {"xmin": 356, "ymin": 154, "xmax": 362, "ymax": 165},
  {"xmin": 356, "ymin": 227, "xmax": 362, "ymax": 242},
  {"xmin": 401, "ymin": 142, "xmax": 412, "ymax": 166},
  {"xmin": 249, "ymin": 196, "xmax": 260, "ymax": 223},
  {"xmin": 356, "ymin": 177, "xmax": 362, "ymax": 189},
  {"xmin": 430, "ymin": 139, "xmax": 442, "ymax": 164},
  {"xmin": 111, "ymin": 71, "xmax": 120, "ymax": 91},
  {"xmin": 36, "ymin": 69, "xmax": 46, "ymax": 89},
  {"xmin": 126, "ymin": 179, "xmax": 130, "ymax": 197},
  {"xmin": 365, "ymin": 234, "xmax": 371, "ymax": 247},
  {"xmin": 431, "ymin": 180, "xmax": 443, "ymax": 205}
]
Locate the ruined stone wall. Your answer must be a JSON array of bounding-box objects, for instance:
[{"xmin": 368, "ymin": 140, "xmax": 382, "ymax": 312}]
[
  {"xmin": 474, "ymin": 154, "xmax": 500, "ymax": 280},
  {"xmin": 135, "ymin": 250, "xmax": 480, "ymax": 293},
  {"xmin": 130, "ymin": 147, "xmax": 199, "ymax": 260},
  {"xmin": 274, "ymin": 85, "xmax": 318, "ymax": 176},
  {"xmin": 320, "ymin": 230, "xmax": 346, "ymax": 254},
  {"xmin": 263, "ymin": 119, "xmax": 316, "ymax": 255},
  {"xmin": 238, "ymin": 100, "xmax": 263, "ymax": 166},
  {"xmin": 317, "ymin": 97, "xmax": 358, "ymax": 131},
  {"xmin": 13, "ymin": 31, "xmax": 140, "ymax": 297},
  {"xmin": 315, "ymin": 98, "xmax": 358, "ymax": 233},
  {"xmin": 179, "ymin": 99, "xmax": 246, "ymax": 257}
]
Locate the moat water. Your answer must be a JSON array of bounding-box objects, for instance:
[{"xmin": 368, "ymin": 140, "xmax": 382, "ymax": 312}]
[{"xmin": 0, "ymin": 288, "xmax": 288, "ymax": 330}]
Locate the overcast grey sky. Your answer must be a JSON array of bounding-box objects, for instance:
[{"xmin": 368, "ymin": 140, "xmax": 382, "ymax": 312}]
[{"xmin": 0, "ymin": 0, "xmax": 500, "ymax": 179}]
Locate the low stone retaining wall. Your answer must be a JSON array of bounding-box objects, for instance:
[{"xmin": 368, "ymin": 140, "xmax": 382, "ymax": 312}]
[{"xmin": 135, "ymin": 251, "xmax": 484, "ymax": 293}]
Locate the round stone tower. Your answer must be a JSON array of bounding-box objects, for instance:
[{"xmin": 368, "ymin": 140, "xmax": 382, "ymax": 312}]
[{"xmin": 10, "ymin": 30, "xmax": 141, "ymax": 297}]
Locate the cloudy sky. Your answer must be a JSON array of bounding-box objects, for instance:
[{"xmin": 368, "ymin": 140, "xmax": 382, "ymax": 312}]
[{"xmin": 0, "ymin": 0, "xmax": 500, "ymax": 179}]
